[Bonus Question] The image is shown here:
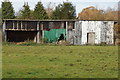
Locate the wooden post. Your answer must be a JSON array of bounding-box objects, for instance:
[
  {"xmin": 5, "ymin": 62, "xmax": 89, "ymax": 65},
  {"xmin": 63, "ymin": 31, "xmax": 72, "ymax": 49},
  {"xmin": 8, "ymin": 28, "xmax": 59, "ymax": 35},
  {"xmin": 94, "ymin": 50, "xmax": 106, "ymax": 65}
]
[
  {"xmin": 13, "ymin": 21, "xmax": 15, "ymax": 29},
  {"xmin": 61, "ymin": 22, "xmax": 64, "ymax": 29},
  {"xmin": 34, "ymin": 36, "xmax": 37, "ymax": 42},
  {"xmin": 37, "ymin": 22, "xmax": 40, "ymax": 43},
  {"xmin": 3, "ymin": 21, "xmax": 6, "ymax": 32},
  {"xmin": 66, "ymin": 21, "xmax": 68, "ymax": 41},
  {"xmin": 3, "ymin": 21, "xmax": 7, "ymax": 42},
  {"xmin": 41, "ymin": 23, "xmax": 44, "ymax": 43},
  {"xmin": 17, "ymin": 21, "xmax": 19, "ymax": 30},
  {"xmin": 21, "ymin": 21, "xmax": 23, "ymax": 30},
  {"xmin": 25, "ymin": 22, "xmax": 27, "ymax": 30},
  {"xmin": 37, "ymin": 22, "xmax": 39, "ymax": 30}
]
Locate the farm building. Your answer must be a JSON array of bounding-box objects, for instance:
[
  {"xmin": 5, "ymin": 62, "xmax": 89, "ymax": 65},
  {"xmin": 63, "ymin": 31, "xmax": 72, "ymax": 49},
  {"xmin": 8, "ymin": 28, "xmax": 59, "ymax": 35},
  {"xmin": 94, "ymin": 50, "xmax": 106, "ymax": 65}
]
[{"xmin": 2, "ymin": 19, "xmax": 117, "ymax": 45}]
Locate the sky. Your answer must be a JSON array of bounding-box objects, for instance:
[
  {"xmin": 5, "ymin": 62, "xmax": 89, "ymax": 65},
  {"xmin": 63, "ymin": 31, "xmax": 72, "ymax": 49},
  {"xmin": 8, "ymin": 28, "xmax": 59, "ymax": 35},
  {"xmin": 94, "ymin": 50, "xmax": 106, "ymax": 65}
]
[{"xmin": 0, "ymin": 0, "xmax": 119, "ymax": 16}]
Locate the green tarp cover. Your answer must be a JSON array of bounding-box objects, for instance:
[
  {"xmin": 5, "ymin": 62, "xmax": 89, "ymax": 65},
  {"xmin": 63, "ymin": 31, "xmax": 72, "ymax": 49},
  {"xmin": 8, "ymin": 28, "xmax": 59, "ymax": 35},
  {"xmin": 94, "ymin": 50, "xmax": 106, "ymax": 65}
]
[{"xmin": 44, "ymin": 29, "xmax": 66, "ymax": 42}]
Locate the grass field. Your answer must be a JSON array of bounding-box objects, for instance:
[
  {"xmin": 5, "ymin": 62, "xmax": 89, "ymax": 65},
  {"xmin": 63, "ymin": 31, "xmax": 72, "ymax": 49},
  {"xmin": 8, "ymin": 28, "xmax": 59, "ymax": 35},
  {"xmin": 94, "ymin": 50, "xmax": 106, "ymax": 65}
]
[{"xmin": 2, "ymin": 45, "xmax": 118, "ymax": 78}]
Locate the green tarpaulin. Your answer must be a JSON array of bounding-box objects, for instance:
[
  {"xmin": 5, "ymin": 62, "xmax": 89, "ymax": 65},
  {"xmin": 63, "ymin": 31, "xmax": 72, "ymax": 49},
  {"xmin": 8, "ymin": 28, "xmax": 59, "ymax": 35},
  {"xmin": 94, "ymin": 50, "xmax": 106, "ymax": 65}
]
[{"xmin": 44, "ymin": 29, "xmax": 66, "ymax": 43}]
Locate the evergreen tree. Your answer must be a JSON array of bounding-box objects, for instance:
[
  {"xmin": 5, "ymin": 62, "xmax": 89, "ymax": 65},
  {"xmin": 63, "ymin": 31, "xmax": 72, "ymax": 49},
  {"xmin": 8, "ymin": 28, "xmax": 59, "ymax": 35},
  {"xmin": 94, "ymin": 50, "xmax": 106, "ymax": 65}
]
[
  {"xmin": 52, "ymin": 4, "xmax": 63, "ymax": 19},
  {"xmin": 33, "ymin": 1, "xmax": 48, "ymax": 19},
  {"xmin": 20, "ymin": 2, "xmax": 31, "ymax": 19},
  {"xmin": 52, "ymin": 2, "xmax": 76, "ymax": 19},
  {"xmin": 2, "ymin": 1, "xmax": 15, "ymax": 19}
]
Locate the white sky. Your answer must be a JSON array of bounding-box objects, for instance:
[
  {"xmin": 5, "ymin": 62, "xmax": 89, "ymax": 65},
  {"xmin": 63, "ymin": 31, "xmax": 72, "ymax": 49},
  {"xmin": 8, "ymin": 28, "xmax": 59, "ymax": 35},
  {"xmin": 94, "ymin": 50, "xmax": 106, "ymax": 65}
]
[{"xmin": 0, "ymin": 0, "xmax": 119, "ymax": 16}]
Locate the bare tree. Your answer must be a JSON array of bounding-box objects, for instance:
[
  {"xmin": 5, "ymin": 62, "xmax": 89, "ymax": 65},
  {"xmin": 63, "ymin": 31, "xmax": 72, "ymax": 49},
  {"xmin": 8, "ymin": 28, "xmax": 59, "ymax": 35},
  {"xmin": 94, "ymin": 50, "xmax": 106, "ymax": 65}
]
[{"xmin": 46, "ymin": 2, "xmax": 55, "ymax": 19}]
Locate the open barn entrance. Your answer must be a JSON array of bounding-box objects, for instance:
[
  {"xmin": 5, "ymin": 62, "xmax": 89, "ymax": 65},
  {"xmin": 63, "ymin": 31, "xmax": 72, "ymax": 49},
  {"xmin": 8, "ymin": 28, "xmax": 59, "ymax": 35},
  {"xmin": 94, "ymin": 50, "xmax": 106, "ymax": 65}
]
[{"xmin": 6, "ymin": 31, "xmax": 39, "ymax": 42}]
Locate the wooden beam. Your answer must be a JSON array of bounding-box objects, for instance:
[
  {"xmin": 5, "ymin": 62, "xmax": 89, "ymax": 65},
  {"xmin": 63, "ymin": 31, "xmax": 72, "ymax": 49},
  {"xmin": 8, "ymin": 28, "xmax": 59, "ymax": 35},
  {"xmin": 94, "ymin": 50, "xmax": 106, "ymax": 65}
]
[
  {"xmin": 41, "ymin": 23, "xmax": 44, "ymax": 40},
  {"xmin": 13, "ymin": 21, "xmax": 15, "ymax": 29},
  {"xmin": 21, "ymin": 21, "xmax": 23, "ymax": 30},
  {"xmin": 37, "ymin": 22, "xmax": 39, "ymax": 31},
  {"xmin": 3, "ymin": 21, "xmax": 7, "ymax": 42},
  {"xmin": 61, "ymin": 21, "xmax": 64, "ymax": 29},
  {"xmin": 17, "ymin": 21, "xmax": 19, "ymax": 30},
  {"xmin": 37, "ymin": 22, "xmax": 40, "ymax": 43},
  {"xmin": 34, "ymin": 36, "xmax": 37, "ymax": 43},
  {"xmin": 41, "ymin": 23, "xmax": 44, "ymax": 30},
  {"xmin": 25, "ymin": 22, "xmax": 27, "ymax": 30},
  {"xmin": 3, "ymin": 21, "xmax": 6, "ymax": 32},
  {"xmin": 66, "ymin": 21, "xmax": 68, "ymax": 41}
]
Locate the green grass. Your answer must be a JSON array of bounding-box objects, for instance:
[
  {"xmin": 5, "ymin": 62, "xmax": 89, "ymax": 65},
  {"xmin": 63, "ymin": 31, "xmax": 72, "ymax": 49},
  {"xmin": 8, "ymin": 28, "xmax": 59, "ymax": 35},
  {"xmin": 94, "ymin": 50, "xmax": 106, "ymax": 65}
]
[{"xmin": 2, "ymin": 45, "xmax": 118, "ymax": 78}]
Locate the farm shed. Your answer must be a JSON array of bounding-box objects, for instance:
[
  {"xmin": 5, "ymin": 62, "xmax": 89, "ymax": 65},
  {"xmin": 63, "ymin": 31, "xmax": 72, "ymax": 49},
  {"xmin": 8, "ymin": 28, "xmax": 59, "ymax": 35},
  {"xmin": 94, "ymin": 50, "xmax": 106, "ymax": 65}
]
[
  {"xmin": 2, "ymin": 19, "xmax": 75, "ymax": 43},
  {"xmin": 2, "ymin": 19, "xmax": 116, "ymax": 45}
]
